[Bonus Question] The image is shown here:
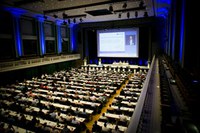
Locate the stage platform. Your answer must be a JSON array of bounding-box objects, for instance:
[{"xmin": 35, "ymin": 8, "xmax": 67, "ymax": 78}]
[{"xmin": 81, "ymin": 62, "xmax": 149, "ymax": 73}]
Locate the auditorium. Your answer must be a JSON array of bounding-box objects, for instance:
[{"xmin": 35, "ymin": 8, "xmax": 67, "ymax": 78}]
[{"xmin": 0, "ymin": 0, "xmax": 199, "ymax": 133}]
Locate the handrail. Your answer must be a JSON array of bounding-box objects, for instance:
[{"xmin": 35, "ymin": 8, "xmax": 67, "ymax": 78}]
[
  {"xmin": 126, "ymin": 55, "xmax": 155, "ymax": 133},
  {"xmin": 0, "ymin": 54, "xmax": 80, "ymax": 72}
]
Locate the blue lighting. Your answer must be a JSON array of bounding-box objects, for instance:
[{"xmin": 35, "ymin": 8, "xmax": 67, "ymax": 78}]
[
  {"xmin": 94, "ymin": 59, "xmax": 98, "ymax": 64},
  {"xmin": 157, "ymin": 7, "xmax": 169, "ymax": 19},
  {"xmin": 139, "ymin": 59, "xmax": 143, "ymax": 66},
  {"xmin": 3, "ymin": 6, "xmax": 24, "ymax": 57},
  {"xmin": 35, "ymin": 15, "xmax": 45, "ymax": 22},
  {"xmin": 56, "ymin": 21, "xmax": 62, "ymax": 54},
  {"xmin": 157, "ymin": 8, "xmax": 168, "ymax": 14},
  {"xmin": 14, "ymin": 17, "xmax": 22, "ymax": 57},
  {"xmin": 193, "ymin": 80, "xmax": 199, "ymax": 83},
  {"xmin": 171, "ymin": 10, "xmax": 176, "ymax": 59},
  {"xmin": 38, "ymin": 21, "xmax": 45, "ymax": 55},
  {"xmin": 158, "ymin": 0, "xmax": 171, "ymax": 4},
  {"xmin": 179, "ymin": 0, "xmax": 185, "ymax": 65},
  {"xmin": 69, "ymin": 24, "xmax": 78, "ymax": 53},
  {"xmin": 3, "ymin": 6, "xmax": 27, "ymax": 16},
  {"xmin": 57, "ymin": 26, "xmax": 62, "ymax": 54}
]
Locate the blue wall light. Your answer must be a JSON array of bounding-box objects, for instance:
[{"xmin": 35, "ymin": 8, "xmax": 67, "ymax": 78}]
[
  {"xmin": 56, "ymin": 20, "xmax": 63, "ymax": 54},
  {"xmin": 3, "ymin": 6, "xmax": 27, "ymax": 16},
  {"xmin": 36, "ymin": 16, "xmax": 46, "ymax": 55},
  {"xmin": 179, "ymin": 0, "xmax": 185, "ymax": 66},
  {"xmin": 69, "ymin": 24, "xmax": 78, "ymax": 53},
  {"xmin": 139, "ymin": 59, "xmax": 143, "ymax": 66},
  {"xmin": 13, "ymin": 16, "xmax": 23, "ymax": 57},
  {"xmin": 158, "ymin": 0, "xmax": 171, "ymax": 4},
  {"xmin": 157, "ymin": 7, "xmax": 169, "ymax": 19},
  {"xmin": 3, "ymin": 6, "xmax": 27, "ymax": 57}
]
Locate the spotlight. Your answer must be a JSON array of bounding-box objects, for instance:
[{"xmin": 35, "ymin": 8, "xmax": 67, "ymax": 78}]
[
  {"xmin": 43, "ymin": 15, "xmax": 47, "ymax": 20},
  {"xmin": 62, "ymin": 12, "xmax": 67, "ymax": 19},
  {"xmin": 53, "ymin": 14, "xmax": 58, "ymax": 18},
  {"xmin": 135, "ymin": 11, "xmax": 138, "ymax": 18},
  {"xmin": 122, "ymin": 3, "xmax": 127, "ymax": 8},
  {"xmin": 109, "ymin": 5, "xmax": 113, "ymax": 12},
  {"xmin": 63, "ymin": 20, "xmax": 67, "ymax": 25},
  {"xmin": 80, "ymin": 18, "xmax": 83, "ymax": 22},
  {"xmin": 139, "ymin": 1, "xmax": 144, "ymax": 8},
  {"xmin": 68, "ymin": 19, "xmax": 70, "ymax": 24},
  {"xmin": 127, "ymin": 12, "xmax": 130, "ymax": 18},
  {"xmin": 118, "ymin": 13, "xmax": 121, "ymax": 18},
  {"xmin": 73, "ymin": 18, "xmax": 76, "ymax": 23},
  {"xmin": 144, "ymin": 11, "xmax": 148, "ymax": 17}
]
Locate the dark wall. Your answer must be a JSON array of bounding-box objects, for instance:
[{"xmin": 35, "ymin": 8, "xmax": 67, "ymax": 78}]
[
  {"xmin": 184, "ymin": 0, "xmax": 200, "ymax": 78},
  {"xmin": 0, "ymin": 61, "xmax": 77, "ymax": 86},
  {"xmin": 79, "ymin": 17, "xmax": 162, "ymax": 66}
]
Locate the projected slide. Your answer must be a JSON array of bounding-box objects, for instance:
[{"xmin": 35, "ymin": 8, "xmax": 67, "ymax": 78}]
[
  {"xmin": 97, "ymin": 28, "xmax": 139, "ymax": 57},
  {"xmin": 99, "ymin": 32, "xmax": 125, "ymax": 52}
]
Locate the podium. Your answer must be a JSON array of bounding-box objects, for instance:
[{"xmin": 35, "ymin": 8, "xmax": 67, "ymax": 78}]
[
  {"xmin": 98, "ymin": 58, "xmax": 101, "ymax": 66},
  {"xmin": 84, "ymin": 58, "xmax": 87, "ymax": 66}
]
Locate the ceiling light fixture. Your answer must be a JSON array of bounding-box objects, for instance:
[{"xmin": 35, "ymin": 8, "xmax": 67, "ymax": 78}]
[
  {"xmin": 62, "ymin": 12, "xmax": 67, "ymax": 19},
  {"xmin": 127, "ymin": 12, "xmax": 130, "ymax": 18},
  {"xmin": 68, "ymin": 19, "xmax": 71, "ymax": 24},
  {"xmin": 43, "ymin": 15, "xmax": 47, "ymax": 20},
  {"xmin": 63, "ymin": 20, "xmax": 67, "ymax": 25},
  {"xmin": 139, "ymin": 1, "xmax": 144, "ymax": 8},
  {"xmin": 118, "ymin": 13, "xmax": 121, "ymax": 18},
  {"xmin": 122, "ymin": 3, "xmax": 127, "ymax": 9},
  {"xmin": 53, "ymin": 14, "xmax": 58, "ymax": 18},
  {"xmin": 73, "ymin": 18, "xmax": 76, "ymax": 23},
  {"xmin": 135, "ymin": 11, "xmax": 138, "ymax": 18},
  {"xmin": 109, "ymin": 5, "xmax": 113, "ymax": 12},
  {"xmin": 80, "ymin": 18, "xmax": 83, "ymax": 22},
  {"xmin": 144, "ymin": 11, "xmax": 148, "ymax": 17}
]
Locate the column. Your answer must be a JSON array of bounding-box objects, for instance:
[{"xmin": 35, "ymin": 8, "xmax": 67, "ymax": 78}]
[
  {"xmin": 69, "ymin": 24, "xmax": 74, "ymax": 53},
  {"xmin": 179, "ymin": 0, "xmax": 186, "ymax": 67},
  {"xmin": 37, "ymin": 18, "xmax": 45, "ymax": 56},
  {"xmin": 12, "ymin": 14, "xmax": 23, "ymax": 58},
  {"xmin": 56, "ymin": 20, "xmax": 62, "ymax": 54}
]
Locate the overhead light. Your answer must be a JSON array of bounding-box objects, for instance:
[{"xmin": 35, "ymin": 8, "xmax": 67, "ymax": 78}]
[
  {"xmin": 63, "ymin": 20, "xmax": 67, "ymax": 25},
  {"xmin": 43, "ymin": 15, "xmax": 47, "ymax": 20},
  {"xmin": 53, "ymin": 14, "xmax": 58, "ymax": 18},
  {"xmin": 144, "ymin": 11, "xmax": 148, "ymax": 17},
  {"xmin": 80, "ymin": 18, "xmax": 83, "ymax": 22},
  {"xmin": 139, "ymin": 1, "xmax": 144, "ymax": 8},
  {"xmin": 73, "ymin": 18, "xmax": 76, "ymax": 23},
  {"xmin": 127, "ymin": 12, "xmax": 130, "ymax": 18},
  {"xmin": 68, "ymin": 19, "xmax": 70, "ymax": 24},
  {"xmin": 109, "ymin": 5, "xmax": 113, "ymax": 12},
  {"xmin": 118, "ymin": 13, "xmax": 121, "ymax": 18},
  {"xmin": 62, "ymin": 12, "xmax": 67, "ymax": 19},
  {"xmin": 135, "ymin": 11, "xmax": 138, "ymax": 18},
  {"xmin": 122, "ymin": 3, "xmax": 127, "ymax": 9}
]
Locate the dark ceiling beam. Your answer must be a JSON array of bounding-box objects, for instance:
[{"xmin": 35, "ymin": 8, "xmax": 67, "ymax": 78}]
[
  {"xmin": 114, "ymin": 6, "xmax": 146, "ymax": 13},
  {"xmin": 43, "ymin": 0, "xmax": 140, "ymax": 14},
  {"xmin": 64, "ymin": 14, "xmax": 87, "ymax": 19},
  {"xmin": 14, "ymin": 0, "xmax": 44, "ymax": 6}
]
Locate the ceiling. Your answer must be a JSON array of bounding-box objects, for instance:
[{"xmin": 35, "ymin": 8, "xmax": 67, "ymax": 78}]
[{"xmin": 1, "ymin": 0, "xmax": 171, "ymax": 23}]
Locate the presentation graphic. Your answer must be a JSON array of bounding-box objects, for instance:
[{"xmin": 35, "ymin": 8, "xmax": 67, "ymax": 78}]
[
  {"xmin": 126, "ymin": 35, "xmax": 135, "ymax": 45},
  {"xmin": 97, "ymin": 28, "xmax": 139, "ymax": 58}
]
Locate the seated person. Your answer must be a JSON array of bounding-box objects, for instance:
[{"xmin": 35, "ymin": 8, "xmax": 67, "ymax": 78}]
[
  {"xmin": 92, "ymin": 121, "xmax": 101, "ymax": 132},
  {"xmin": 5, "ymin": 124, "xmax": 15, "ymax": 133},
  {"xmin": 71, "ymin": 117, "xmax": 80, "ymax": 125},
  {"xmin": 101, "ymin": 122, "xmax": 110, "ymax": 132},
  {"xmin": 111, "ymin": 125, "xmax": 121, "ymax": 133},
  {"xmin": 61, "ymin": 124, "xmax": 70, "ymax": 133}
]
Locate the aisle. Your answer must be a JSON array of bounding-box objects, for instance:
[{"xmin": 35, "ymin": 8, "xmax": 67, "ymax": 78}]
[{"xmin": 83, "ymin": 73, "xmax": 133, "ymax": 132}]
